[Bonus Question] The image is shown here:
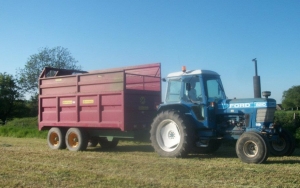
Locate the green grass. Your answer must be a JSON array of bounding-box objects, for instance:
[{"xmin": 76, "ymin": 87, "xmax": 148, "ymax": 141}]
[
  {"xmin": 0, "ymin": 117, "xmax": 47, "ymax": 139},
  {"xmin": 0, "ymin": 137, "xmax": 300, "ymax": 187}
]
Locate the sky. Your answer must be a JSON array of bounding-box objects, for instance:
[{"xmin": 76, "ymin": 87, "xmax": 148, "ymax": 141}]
[{"xmin": 0, "ymin": 0, "xmax": 299, "ymax": 103}]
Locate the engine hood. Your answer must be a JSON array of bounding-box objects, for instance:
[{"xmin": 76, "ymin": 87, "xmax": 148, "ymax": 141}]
[{"xmin": 217, "ymin": 98, "xmax": 276, "ymax": 112}]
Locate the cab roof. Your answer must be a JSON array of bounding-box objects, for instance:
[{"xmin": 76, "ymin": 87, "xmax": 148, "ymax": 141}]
[{"xmin": 167, "ymin": 69, "xmax": 219, "ymax": 78}]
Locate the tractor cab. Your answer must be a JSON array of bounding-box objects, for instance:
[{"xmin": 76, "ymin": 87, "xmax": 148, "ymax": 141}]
[
  {"xmin": 164, "ymin": 66, "xmax": 226, "ymax": 105},
  {"xmin": 160, "ymin": 66, "xmax": 226, "ymax": 130}
]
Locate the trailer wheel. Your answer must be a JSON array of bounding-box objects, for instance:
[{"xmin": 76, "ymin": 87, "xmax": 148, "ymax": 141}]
[
  {"xmin": 65, "ymin": 128, "xmax": 88, "ymax": 151},
  {"xmin": 99, "ymin": 138, "xmax": 119, "ymax": 149},
  {"xmin": 47, "ymin": 127, "xmax": 66, "ymax": 150},
  {"xmin": 150, "ymin": 110, "xmax": 191, "ymax": 158},
  {"xmin": 236, "ymin": 132, "xmax": 269, "ymax": 164},
  {"xmin": 270, "ymin": 129, "xmax": 296, "ymax": 156}
]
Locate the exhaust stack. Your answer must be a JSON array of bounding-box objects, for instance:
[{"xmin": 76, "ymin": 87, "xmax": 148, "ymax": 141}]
[{"xmin": 252, "ymin": 58, "xmax": 261, "ymax": 98}]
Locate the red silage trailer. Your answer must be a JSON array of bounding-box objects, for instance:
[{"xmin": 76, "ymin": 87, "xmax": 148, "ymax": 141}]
[{"xmin": 39, "ymin": 63, "xmax": 161, "ymax": 151}]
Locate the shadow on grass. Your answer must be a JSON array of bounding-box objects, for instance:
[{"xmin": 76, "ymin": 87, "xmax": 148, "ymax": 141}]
[
  {"xmin": 86, "ymin": 142, "xmax": 239, "ymax": 159},
  {"xmin": 87, "ymin": 144, "xmax": 155, "ymax": 153},
  {"xmin": 86, "ymin": 142, "xmax": 300, "ymax": 164},
  {"xmin": 265, "ymin": 160, "xmax": 300, "ymax": 164},
  {"xmin": 188, "ymin": 145, "xmax": 238, "ymax": 159}
]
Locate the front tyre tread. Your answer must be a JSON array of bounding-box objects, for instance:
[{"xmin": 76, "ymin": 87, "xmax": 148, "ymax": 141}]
[{"xmin": 236, "ymin": 132, "xmax": 269, "ymax": 164}]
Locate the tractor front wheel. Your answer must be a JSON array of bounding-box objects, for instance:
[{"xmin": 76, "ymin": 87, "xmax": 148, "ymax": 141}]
[{"xmin": 236, "ymin": 132, "xmax": 269, "ymax": 164}]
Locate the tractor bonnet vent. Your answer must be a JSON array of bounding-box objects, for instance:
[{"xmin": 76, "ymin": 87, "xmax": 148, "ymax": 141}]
[{"xmin": 256, "ymin": 108, "xmax": 275, "ymax": 122}]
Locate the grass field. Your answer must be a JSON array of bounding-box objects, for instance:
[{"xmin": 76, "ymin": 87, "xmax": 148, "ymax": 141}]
[{"xmin": 1, "ymin": 137, "xmax": 300, "ymax": 188}]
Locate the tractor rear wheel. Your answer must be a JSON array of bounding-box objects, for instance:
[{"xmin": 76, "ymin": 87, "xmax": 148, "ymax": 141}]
[
  {"xmin": 47, "ymin": 127, "xmax": 66, "ymax": 150},
  {"xmin": 150, "ymin": 110, "xmax": 192, "ymax": 158},
  {"xmin": 236, "ymin": 132, "xmax": 269, "ymax": 164},
  {"xmin": 270, "ymin": 129, "xmax": 296, "ymax": 156},
  {"xmin": 65, "ymin": 128, "xmax": 88, "ymax": 151}
]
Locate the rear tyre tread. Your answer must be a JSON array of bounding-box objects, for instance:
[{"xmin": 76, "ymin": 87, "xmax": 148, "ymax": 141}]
[{"xmin": 150, "ymin": 110, "xmax": 192, "ymax": 158}]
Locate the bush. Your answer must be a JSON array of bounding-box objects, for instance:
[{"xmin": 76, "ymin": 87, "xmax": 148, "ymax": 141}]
[
  {"xmin": 275, "ymin": 111, "xmax": 300, "ymax": 130},
  {"xmin": 0, "ymin": 117, "xmax": 47, "ymax": 139},
  {"xmin": 275, "ymin": 111, "xmax": 300, "ymax": 145}
]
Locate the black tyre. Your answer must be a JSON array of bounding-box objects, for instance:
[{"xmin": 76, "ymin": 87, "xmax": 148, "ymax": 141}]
[
  {"xmin": 193, "ymin": 139, "xmax": 222, "ymax": 154},
  {"xmin": 150, "ymin": 110, "xmax": 192, "ymax": 158},
  {"xmin": 270, "ymin": 129, "xmax": 296, "ymax": 156},
  {"xmin": 236, "ymin": 132, "xmax": 269, "ymax": 164},
  {"xmin": 88, "ymin": 137, "xmax": 99, "ymax": 147},
  {"xmin": 47, "ymin": 127, "xmax": 66, "ymax": 149},
  {"xmin": 99, "ymin": 137, "xmax": 119, "ymax": 149},
  {"xmin": 65, "ymin": 128, "xmax": 88, "ymax": 151},
  {"xmin": 47, "ymin": 127, "xmax": 66, "ymax": 150}
]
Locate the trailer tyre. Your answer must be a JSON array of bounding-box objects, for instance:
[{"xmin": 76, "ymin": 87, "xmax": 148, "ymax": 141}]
[
  {"xmin": 236, "ymin": 132, "xmax": 269, "ymax": 164},
  {"xmin": 65, "ymin": 128, "xmax": 88, "ymax": 151},
  {"xmin": 47, "ymin": 127, "xmax": 66, "ymax": 150},
  {"xmin": 270, "ymin": 129, "xmax": 296, "ymax": 156},
  {"xmin": 150, "ymin": 110, "xmax": 191, "ymax": 158}
]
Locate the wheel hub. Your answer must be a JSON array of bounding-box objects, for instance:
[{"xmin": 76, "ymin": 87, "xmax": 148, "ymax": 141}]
[
  {"xmin": 156, "ymin": 119, "xmax": 181, "ymax": 152},
  {"xmin": 243, "ymin": 141, "xmax": 258, "ymax": 158},
  {"xmin": 168, "ymin": 130, "xmax": 176, "ymax": 139},
  {"xmin": 50, "ymin": 133, "xmax": 59, "ymax": 146}
]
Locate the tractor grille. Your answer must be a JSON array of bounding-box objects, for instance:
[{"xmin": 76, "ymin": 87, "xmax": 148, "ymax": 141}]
[{"xmin": 256, "ymin": 108, "xmax": 276, "ymax": 122}]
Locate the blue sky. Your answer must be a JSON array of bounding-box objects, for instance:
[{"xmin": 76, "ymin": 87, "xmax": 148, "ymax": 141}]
[{"xmin": 0, "ymin": 0, "xmax": 299, "ymax": 103}]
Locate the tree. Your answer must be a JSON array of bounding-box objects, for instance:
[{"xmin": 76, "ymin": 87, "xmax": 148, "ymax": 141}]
[
  {"xmin": 0, "ymin": 73, "xmax": 21, "ymax": 124},
  {"xmin": 282, "ymin": 86, "xmax": 300, "ymax": 110},
  {"xmin": 17, "ymin": 46, "xmax": 82, "ymax": 94}
]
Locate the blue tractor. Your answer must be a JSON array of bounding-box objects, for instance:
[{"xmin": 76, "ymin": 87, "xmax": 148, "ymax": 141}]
[{"xmin": 150, "ymin": 66, "xmax": 295, "ymax": 164}]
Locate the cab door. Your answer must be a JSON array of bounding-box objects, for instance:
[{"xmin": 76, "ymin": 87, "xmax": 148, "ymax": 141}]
[{"xmin": 201, "ymin": 75, "xmax": 227, "ymax": 129}]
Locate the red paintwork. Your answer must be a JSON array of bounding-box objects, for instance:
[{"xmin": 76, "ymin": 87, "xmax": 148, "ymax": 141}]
[{"xmin": 38, "ymin": 63, "xmax": 161, "ymax": 131}]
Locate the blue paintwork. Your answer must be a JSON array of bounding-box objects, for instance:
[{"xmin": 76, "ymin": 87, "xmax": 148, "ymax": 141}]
[{"xmin": 160, "ymin": 70, "xmax": 278, "ymax": 141}]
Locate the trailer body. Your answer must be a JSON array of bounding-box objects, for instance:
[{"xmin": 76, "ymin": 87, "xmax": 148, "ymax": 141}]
[{"xmin": 39, "ymin": 63, "xmax": 161, "ymax": 138}]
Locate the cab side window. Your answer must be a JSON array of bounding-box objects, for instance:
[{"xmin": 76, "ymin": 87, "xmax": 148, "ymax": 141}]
[{"xmin": 183, "ymin": 80, "xmax": 202, "ymax": 102}]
